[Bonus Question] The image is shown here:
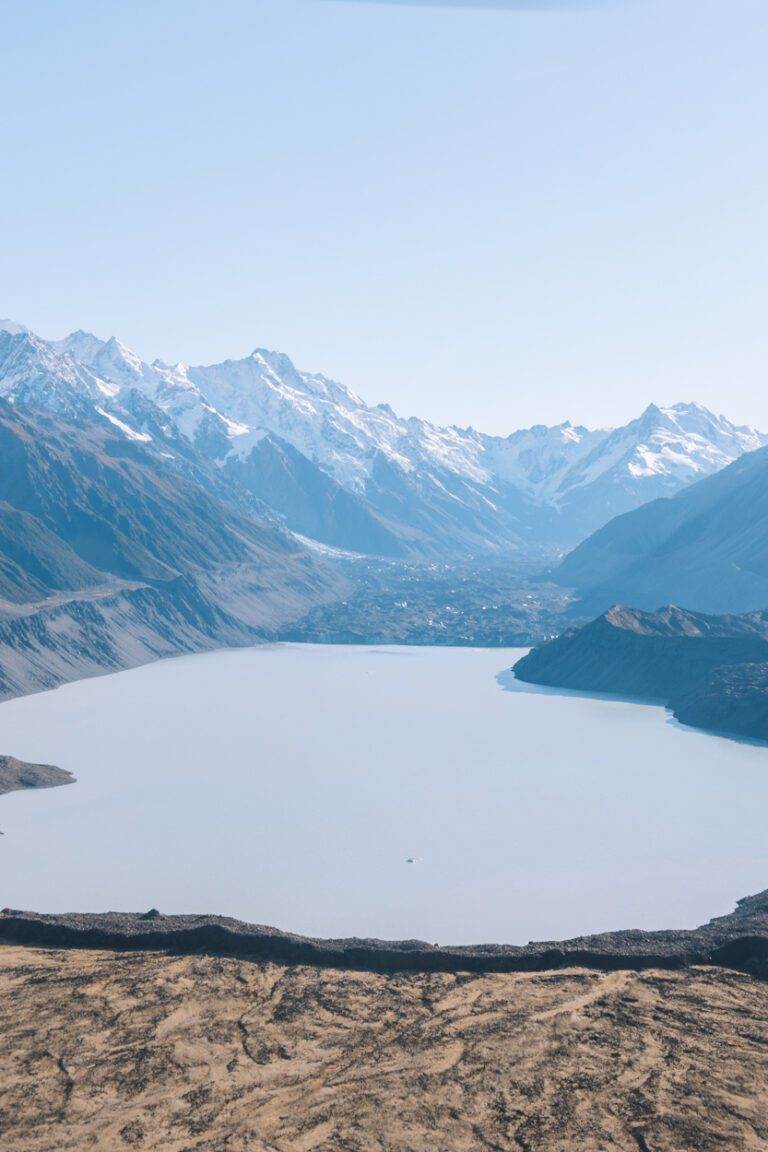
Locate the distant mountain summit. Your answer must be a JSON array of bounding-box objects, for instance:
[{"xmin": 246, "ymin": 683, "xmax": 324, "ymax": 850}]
[
  {"xmin": 558, "ymin": 441, "xmax": 768, "ymax": 615},
  {"xmin": 2, "ymin": 319, "xmax": 765, "ymax": 556}
]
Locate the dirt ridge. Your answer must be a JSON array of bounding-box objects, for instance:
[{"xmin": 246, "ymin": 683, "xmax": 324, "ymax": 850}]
[{"xmin": 4, "ymin": 889, "xmax": 768, "ymax": 977}]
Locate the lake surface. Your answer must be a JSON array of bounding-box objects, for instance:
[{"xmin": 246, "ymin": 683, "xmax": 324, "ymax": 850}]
[{"xmin": 1, "ymin": 644, "xmax": 767, "ymax": 945}]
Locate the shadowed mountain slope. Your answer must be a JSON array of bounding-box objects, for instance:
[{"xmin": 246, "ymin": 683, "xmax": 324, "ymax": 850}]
[
  {"xmin": 0, "ymin": 401, "xmax": 293, "ymax": 584},
  {"xmin": 6, "ymin": 320, "xmax": 766, "ymax": 556},
  {"xmin": 0, "ymin": 504, "xmax": 102, "ymax": 604},
  {"xmin": 558, "ymin": 444, "xmax": 768, "ymax": 614},
  {"xmin": 222, "ymin": 433, "xmax": 408, "ymax": 556},
  {"xmin": 0, "ymin": 401, "xmax": 342, "ymax": 698},
  {"xmin": 514, "ymin": 604, "xmax": 768, "ymax": 741}
]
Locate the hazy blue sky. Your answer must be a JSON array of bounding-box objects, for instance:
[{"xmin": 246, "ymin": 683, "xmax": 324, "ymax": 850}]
[{"xmin": 2, "ymin": 0, "xmax": 766, "ymax": 431}]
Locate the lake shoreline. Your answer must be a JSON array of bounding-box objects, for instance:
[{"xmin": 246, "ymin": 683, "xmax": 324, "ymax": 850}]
[
  {"xmin": 2, "ymin": 889, "xmax": 768, "ymax": 978},
  {"xmin": 3, "ymin": 643, "xmax": 768, "ymax": 943},
  {"xmin": 502, "ymin": 668, "xmax": 768, "ymax": 749},
  {"xmin": 0, "ymin": 755, "xmax": 74, "ymax": 798},
  {"xmin": 513, "ymin": 605, "xmax": 768, "ymax": 745}
]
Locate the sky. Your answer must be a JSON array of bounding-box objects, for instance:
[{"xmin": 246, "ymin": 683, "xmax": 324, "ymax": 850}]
[{"xmin": 1, "ymin": 0, "xmax": 767, "ymax": 433}]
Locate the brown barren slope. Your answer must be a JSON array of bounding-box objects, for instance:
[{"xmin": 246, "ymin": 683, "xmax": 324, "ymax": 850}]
[{"xmin": 1, "ymin": 945, "xmax": 768, "ymax": 1151}]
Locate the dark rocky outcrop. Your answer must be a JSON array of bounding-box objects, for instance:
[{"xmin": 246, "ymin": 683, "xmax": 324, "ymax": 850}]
[
  {"xmin": 514, "ymin": 604, "xmax": 768, "ymax": 742},
  {"xmin": 674, "ymin": 661, "xmax": 768, "ymax": 741},
  {"xmin": 0, "ymin": 756, "xmax": 74, "ymax": 795},
  {"xmin": 4, "ymin": 890, "xmax": 768, "ymax": 978}
]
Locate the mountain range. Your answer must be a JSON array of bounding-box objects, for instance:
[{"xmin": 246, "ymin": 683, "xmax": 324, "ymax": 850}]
[
  {"xmin": 559, "ymin": 441, "xmax": 768, "ymax": 615},
  {"xmin": 0, "ymin": 368, "xmax": 342, "ymax": 697},
  {"xmin": 2, "ymin": 314, "xmax": 768, "ymax": 699},
  {"xmin": 2, "ymin": 319, "xmax": 765, "ymax": 558},
  {"xmin": 518, "ymin": 443, "xmax": 768, "ymax": 744}
]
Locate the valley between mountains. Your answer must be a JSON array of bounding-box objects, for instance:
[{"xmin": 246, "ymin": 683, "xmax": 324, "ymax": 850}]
[
  {"xmin": 1, "ymin": 316, "xmax": 767, "ymax": 704},
  {"xmin": 7, "ymin": 3, "xmax": 768, "ymax": 1149},
  {"xmin": 2, "ymin": 316, "xmax": 768, "ymax": 842},
  {"xmin": 3, "ymin": 319, "xmax": 768, "ymax": 1150}
]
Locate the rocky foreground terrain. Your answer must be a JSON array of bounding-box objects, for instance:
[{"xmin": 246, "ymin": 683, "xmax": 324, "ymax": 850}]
[
  {"xmin": 1, "ymin": 944, "xmax": 767, "ymax": 1151},
  {"xmin": 2, "ymin": 895, "xmax": 768, "ymax": 1148},
  {"xmin": 4, "ymin": 889, "xmax": 768, "ymax": 975}
]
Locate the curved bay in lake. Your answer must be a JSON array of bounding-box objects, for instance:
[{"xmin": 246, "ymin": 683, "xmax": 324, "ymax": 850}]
[{"xmin": 1, "ymin": 644, "xmax": 767, "ymax": 944}]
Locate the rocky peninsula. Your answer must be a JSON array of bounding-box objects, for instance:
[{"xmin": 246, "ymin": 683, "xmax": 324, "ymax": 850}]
[
  {"xmin": 514, "ymin": 604, "xmax": 768, "ymax": 742},
  {"xmin": 0, "ymin": 755, "xmax": 74, "ymax": 796}
]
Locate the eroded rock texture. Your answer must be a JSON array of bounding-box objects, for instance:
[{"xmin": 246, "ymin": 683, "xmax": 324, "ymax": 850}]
[{"xmin": 1, "ymin": 945, "xmax": 768, "ymax": 1151}]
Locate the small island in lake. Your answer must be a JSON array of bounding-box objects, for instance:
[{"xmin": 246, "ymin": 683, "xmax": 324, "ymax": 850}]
[{"xmin": 0, "ymin": 756, "xmax": 75, "ymax": 797}]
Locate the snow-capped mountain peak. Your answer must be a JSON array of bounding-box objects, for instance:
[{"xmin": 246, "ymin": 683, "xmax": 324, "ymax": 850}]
[
  {"xmin": 3, "ymin": 319, "xmax": 766, "ymax": 556},
  {"xmin": 559, "ymin": 401, "xmax": 766, "ymax": 502},
  {"xmin": 52, "ymin": 328, "xmax": 106, "ymax": 363},
  {"xmin": 0, "ymin": 319, "xmax": 31, "ymax": 337},
  {"xmin": 0, "ymin": 327, "xmax": 114, "ymax": 413},
  {"xmin": 484, "ymin": 420, "xmax": 606, "ymax": 500}
]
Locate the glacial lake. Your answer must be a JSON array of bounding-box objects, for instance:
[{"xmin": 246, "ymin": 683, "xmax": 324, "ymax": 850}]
[{"xmin": 1, "ymin": 643, "xmax": 767, "ymax": 945}]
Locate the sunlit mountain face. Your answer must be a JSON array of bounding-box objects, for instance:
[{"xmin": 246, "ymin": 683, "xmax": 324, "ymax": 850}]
[{"xmin": 2, "ymin": 319, "xmax": 765, "ymax": 559}]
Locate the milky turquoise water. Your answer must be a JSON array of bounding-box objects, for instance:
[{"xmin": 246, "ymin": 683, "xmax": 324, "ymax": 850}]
[{"xmin": 1, "ymin": 644, "xmax": 766, "ymax": 944}]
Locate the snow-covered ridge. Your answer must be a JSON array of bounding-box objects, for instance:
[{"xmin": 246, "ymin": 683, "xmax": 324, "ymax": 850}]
[
  {"xmin": 49, "ymin": 323, "xmax": 767, "ymax": 502},
  {"xmin": 94, "ymin": 407, "xmax": 152, "ymax": 443},
  {"xmin": 1, "ymin": 319, "xmax": 766, "ymax": 555}
]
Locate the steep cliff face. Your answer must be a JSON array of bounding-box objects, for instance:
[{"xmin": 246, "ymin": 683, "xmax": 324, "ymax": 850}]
[
  {"xmin": 513, "ymin": 605, "xmax": 768, "ymax": 741},
  {"xmin": 0, "ymin": 553, "xmax": 349, "ymax": 702},
  {"xmin": 0, "ymin": 580, "xmax": 262, "ymax": 700}
]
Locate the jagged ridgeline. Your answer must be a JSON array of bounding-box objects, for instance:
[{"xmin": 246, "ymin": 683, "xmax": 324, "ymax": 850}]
[
  {"xmin": 0, "ymin": 400, "xmax": 343, "ymax": 698},
  {"xmin": 1, "ymin": 317, "xmax": 768, "ymax": 695},
  {"xmin": 2, "ymin": 320, "xmax": 766, "ymax": 559}
]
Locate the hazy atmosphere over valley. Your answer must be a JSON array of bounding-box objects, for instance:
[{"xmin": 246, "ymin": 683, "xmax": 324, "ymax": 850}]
[{"xmin": 3, "ymin": 1, "xmax": 768, "ymax": 1149}]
